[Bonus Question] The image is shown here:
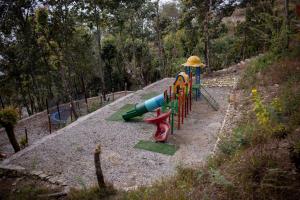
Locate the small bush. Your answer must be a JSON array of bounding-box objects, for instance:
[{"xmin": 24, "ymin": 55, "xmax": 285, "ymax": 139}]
[
  {"xmin": 209, "ymin": 168, "xmax": 232, "ymax": 188},
  {"xmin": 19, "ymin": 136, "xmax": 28, "ymax": 149},
  {"xmin": 239, "ymin": 53, "xmax": 277, "ymax": 89},
  {"xmin": 0, "ymin": 107, "xmax": 19, "ymax": 127},
  {"xmin": 290, "ymin": 140, "xmax": 300, "ymax": 171},
  {"xmin": 7, "ymin": 184, "xmax": 50, "ymax": 200},
  {"xmin": 218, "ymin": 124, "xmax": 253, "ymax": 156},
  {"xmin": 68, "ymin": 185, "xmax": 115, "ymax": 200}
]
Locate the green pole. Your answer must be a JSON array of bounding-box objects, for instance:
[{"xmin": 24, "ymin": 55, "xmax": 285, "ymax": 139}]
[{"xmin": 171, "ymin": 101, "xmax": 174, "ymax": 134}]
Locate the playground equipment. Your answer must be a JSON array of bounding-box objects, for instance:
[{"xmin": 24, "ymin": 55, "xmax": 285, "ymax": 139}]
[
  {"xmin": 200, "ymin": 85, "xmax": 220, "ymax": 111},
  {"xmin": 122, "ymin": 55, "xmax": 218, "ymax": 142},
  {"xmin": 182, "ymin": 56, "xmax": 205, "ymax": 100},
  {"xmin": 144, "ymin": 109, "xmax": 171, "ymax": 142},
  {"xmin": 122, "ymin": 94, "xmax": 165, "ymax": 121}
]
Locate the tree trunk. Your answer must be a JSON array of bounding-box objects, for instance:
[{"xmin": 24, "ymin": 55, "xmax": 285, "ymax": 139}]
[
  {"xmin": 94, "ymin": 144, "xmax": 106, "ymax": 188},
  {"xmin": 204, "ymin": 23, "xmax": 211, "ymax": 73},
  {"xmin": 284, "ymin": 0, "xmax": 289, "ymax": 49},
  {"xmin": 0, "ymin": 96, "xmax": 5, "ymax": 109},
  {"xmin": 5, "ymin": 125, "xmax": 20, "ymax": 153},
  {"xmin": 156, "ymin": 0, "xmax": 165, "ymax": 76},
  {"xmin": 59, "ymin": 66, "xmax": 78, "ymax": 119},
  {"xmin": 94, "ymin": 6, "xmax": 105, "ymax": 93},
  {"xmin": 204, "ymin": 0, "xmax": 212, "ymax": 73}
]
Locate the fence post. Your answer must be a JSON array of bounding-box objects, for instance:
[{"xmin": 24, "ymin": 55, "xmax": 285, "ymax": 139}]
[
  {"xmin": 46, "ymin": 99, "xmax": 51, "ymax": 134},
  {"xmin": 94, "ymin": 144, "xmax": 106, "ymax": 188},
  {"xmin": 56, "ymin": 102, "xmax": 61, "ymax": 121},
  {"xmin": 0, "ymin": 95, "xmax": 4, "ymax": 109},
  {"xmin": 25, "ymin": 127, "xmax": 28, "ymax": 144},
  {"xmin": 70, "ymin": 103, "xmax": 73, "ymax": 122},
  {"xmin": 100, "ymin": 94, "xmax": 103, "ymax": 107}
]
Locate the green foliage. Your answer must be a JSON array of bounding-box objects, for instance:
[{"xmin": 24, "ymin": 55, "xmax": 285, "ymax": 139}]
[
  {"xmin": 7, "ymin": 184, "xmax": 50, "ymax": 200},
  {"xmin": 209, "ymin": 168, "xmax": 232, "ymax": 188},
  {"xmin": 68, "ymin": 185, "xmax": 116, "ymax": 200},
  {"xmin": 19, "ymin": 136, "xmax": 28, "ymax": 149},
  {"xmin": 240, "ymin": 53, "xmax": 277, "ymax": 89},
  {"xmin": 88, "ymin": 102, "xmax": 100, "ymax": 113},
  {"xmin": 0, "ymin": 107, "xmax": 19, "ymax": 127},
  {"xmin": 218, "ymin": 125, "xmax": 253, "ymax": 156}
]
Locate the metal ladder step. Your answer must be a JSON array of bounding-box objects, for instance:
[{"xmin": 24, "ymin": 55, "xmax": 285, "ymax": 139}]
[{"xmin": 200, "ymin": 85, "xmax": 219, "ymax": 111}]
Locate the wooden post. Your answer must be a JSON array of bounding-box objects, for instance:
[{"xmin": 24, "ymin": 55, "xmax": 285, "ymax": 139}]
[
  {"xmin": 94, "ymin": 144, "xmax": 106, "ymax": 188},
  {"xmin": 46, "ymin": 99, "xmax": 51, "ymax": 134},
  {"xmin": 125, "ymin": 82, "xmax": 127, "ymax": 96},
  {"xmin": 100, "ymin": 94, "xmax": 103, "ymax": 106},
  {"xmin": 70, "ymin": 103, "xmax": 73, "ymax": 122},
  {"xmin": 56, "ymin": 102, "xmax": 61, "ymax": 121},
  {"xmin": 76, "ymin": 101, "xmax": 81, "ymax": 113},
  {"xmin": 112, "ymin": 88, "xmax": 114, "ymax": 101},
  {"xmin": 25, "ymin": 127, "xmax": 28, "ymax": 144},
  {"xmin": 0, "ymin": 95, "xmax": 4, "ymax": 109}
]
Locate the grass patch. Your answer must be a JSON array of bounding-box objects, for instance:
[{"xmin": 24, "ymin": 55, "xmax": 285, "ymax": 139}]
[
  {"xmin": 106, "ymin": 104, "xmax": 143, "ymax": 121},
  {"xmin": 68, "ymin": 185, "xmax": 116, "ymax": 200},
  {"xmin": 1, "ymin": 184, "xmax": 58, "ymax": 200},
  {"xmin": 134, "ymin": 140, "xmax": 178, "ymax": 155},
  {"xmin": 140, "ymin": 91, "xmax": 160, "ymax": 100},
  {"xmin": 218, "ymin": 124, "xmax": 254, "ymax": 156},
  {"xmin": 239, "ymin": 53, "xmax": 278, "ymax": 89}
]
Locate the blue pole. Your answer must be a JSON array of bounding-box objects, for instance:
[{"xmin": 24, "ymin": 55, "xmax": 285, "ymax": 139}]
[
  {"xmin": 185, "ymin": 67, "xmax": 191, "ymax": 78},
  {"xmin": 196, "ymin": 67, "xmax": 201, "ymax": 99}
]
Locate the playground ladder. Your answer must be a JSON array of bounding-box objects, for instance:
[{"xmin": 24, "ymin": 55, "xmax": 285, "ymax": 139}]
[{"xmin": 200, "ymin": 85, "xmax": 219, "ymax": 111}]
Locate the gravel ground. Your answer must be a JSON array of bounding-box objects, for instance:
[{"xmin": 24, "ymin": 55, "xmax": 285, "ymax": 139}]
[
  {"xmin": 0, "ymin": 92, "xmax": 129, "ymax": 157},
  {"xmin": 1, "ymin": 76, "xmax": 235, "ymax": 190}
]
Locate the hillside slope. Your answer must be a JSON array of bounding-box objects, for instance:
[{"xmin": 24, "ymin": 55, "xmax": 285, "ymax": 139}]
[{"xmin": 118, "ymin": 46, "xmax": 300, "ymax": 200}]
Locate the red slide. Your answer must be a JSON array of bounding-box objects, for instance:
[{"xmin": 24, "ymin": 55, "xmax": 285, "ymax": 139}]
[{"xmin": 144, "ymin": 109, "xmax": 171, "ymax": 142}]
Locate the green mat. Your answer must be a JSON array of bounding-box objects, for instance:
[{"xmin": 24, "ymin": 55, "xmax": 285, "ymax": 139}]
[
  {"xmin": 134, "ymin": 140, "xmax": 178, "ymax": 155},
  {"xmin": 106, "ymin": 104, "xmax": 143, "ymax": 121},
  {"xmin": 140, "ymin": 91, "xmax": 160, "ymax": 100}
]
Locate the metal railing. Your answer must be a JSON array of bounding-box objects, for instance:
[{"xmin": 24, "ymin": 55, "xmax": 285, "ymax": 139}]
[{"xmin": 200, "ymin": 85, "xmax": 220, "ymax": 111}]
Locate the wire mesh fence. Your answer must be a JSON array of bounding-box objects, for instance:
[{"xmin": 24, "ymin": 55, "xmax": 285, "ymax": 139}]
[
  {"xmin": 47, "ymin": 91, "xmax": 133, "ymax": 129},
  {"xmin": 0, "ymin": 90, "xmax": 132, "ymax": 156}
]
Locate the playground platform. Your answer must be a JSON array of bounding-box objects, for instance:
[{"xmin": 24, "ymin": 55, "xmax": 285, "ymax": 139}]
[{"xmin": 0, "ymin": 76, "xmax": 234, "ymax": 190}]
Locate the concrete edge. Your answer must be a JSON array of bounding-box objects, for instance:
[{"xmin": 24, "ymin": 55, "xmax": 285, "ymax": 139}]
[{"xmin": 0, "ymin": 163, "xmax": 69, "ymax": 188}]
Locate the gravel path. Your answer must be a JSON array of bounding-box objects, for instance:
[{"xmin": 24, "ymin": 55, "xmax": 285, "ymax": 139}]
[{"xmin": 1, "ymin": 76, "xmax": 235, "ymax": 190}]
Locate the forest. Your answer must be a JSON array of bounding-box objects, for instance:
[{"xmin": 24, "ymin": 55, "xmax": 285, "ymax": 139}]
[
  {"xmin": 1, "ymin": 0, "xmax": 300, "ymax": 200},
  {"xmin": 0, "ymin": 0, "xmax": 293, "ymax": 116}
]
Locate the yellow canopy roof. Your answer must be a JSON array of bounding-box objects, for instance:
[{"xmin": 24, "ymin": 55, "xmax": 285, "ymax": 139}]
[{"xmin": 182, "ymin": 56, "xmax": 205, "ymax": 68}]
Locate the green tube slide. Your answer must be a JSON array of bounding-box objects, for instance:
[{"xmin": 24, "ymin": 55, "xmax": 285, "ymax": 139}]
[{"xmin": 122, "ymin": 94, "xmax": 165, "ymax": 121}]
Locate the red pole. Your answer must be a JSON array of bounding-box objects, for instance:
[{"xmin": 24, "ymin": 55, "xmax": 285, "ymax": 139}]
[
  {"xmin": 181, "ymin": 92, "xmax": 184, "ymax": 124},
  {"xmin": 169, "ymin": 86, "xmax": 172, "ymax": 99},
  {"xmin": 168, "ymin": 86, "xmax": 171, "ymax": 123},
  {"xmin": 190, "ymin": 72, "xmax": 192, "ymax": 111},
  {"xmin": 178, "ymin": 93, "xmax": 180, "ymax": 130},
  {"xmin": 186, "ymin": 95, "xmax": 188, "ymax": 115},
  {"xmin": 184, "ymin": 92, "xmax": 187, "ymax": 118}
]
